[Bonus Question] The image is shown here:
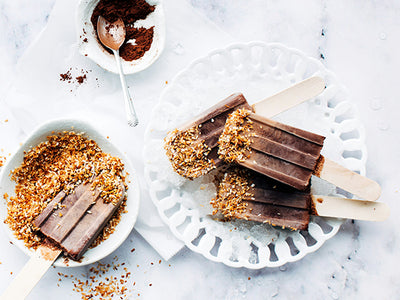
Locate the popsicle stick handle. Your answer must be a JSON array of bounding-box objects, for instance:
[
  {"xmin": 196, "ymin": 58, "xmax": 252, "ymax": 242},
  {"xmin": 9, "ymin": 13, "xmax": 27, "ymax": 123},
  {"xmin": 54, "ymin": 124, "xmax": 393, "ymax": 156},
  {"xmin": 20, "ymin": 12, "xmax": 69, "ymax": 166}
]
[
  {"xmin": 1, "ymin": 246, "xmax": 61, "ymax": 300},
  {"xmin": 252, "ymin": 76, "xmax": 326, "ymax": 118},
  {"xmin": 316, "ymin": 157, "xmax": 382, "ymax": 201},
  {"xmin": 311, "ymin": 195, "xmax": 389, "ymax": 221}
]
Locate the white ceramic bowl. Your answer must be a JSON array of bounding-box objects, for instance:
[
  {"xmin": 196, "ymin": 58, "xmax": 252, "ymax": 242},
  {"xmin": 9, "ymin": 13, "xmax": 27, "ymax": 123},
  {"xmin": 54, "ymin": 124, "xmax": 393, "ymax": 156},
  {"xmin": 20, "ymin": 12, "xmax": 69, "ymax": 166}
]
[
  {"xmin": 0, "ymin": 119, "xmax": 140, "ymax": 267},
  {"xmin": 76, "ymin": 0, "xmax": 165, "ymax": 74}
]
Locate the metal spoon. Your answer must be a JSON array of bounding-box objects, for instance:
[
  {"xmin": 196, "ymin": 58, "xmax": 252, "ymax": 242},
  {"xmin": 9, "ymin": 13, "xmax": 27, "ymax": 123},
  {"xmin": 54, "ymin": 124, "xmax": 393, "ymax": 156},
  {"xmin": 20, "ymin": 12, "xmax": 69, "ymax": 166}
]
[{"xmin": 97, "ymin": 16, "xmax": 139, "ymax": 127}]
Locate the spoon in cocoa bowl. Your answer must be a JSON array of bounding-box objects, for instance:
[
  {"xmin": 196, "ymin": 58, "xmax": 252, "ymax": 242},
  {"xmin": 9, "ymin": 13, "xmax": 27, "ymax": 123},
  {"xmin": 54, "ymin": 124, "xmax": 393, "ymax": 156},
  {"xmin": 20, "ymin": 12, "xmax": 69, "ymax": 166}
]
[{"xmin": 97, "ymin": 16, "xmax": 139, "ymax": 127}]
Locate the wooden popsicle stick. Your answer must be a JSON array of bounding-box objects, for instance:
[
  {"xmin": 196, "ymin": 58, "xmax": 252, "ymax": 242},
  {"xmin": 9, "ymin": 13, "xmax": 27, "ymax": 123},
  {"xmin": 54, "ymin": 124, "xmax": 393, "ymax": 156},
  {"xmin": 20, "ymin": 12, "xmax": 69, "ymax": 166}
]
[
  {"xmin": 315, "ymin": 156, "xmax": 382, "ymax": 201},
  {"xmin": 311, "ymin": 195, "xmax": 389, "ymax": 221},
  {"xmin": 252, "ymin": 76, "xmax": 325, "ymax": 117},
  {"xmin": 1, "ymin": 245, "xmax": 61, "ymax": 300}
]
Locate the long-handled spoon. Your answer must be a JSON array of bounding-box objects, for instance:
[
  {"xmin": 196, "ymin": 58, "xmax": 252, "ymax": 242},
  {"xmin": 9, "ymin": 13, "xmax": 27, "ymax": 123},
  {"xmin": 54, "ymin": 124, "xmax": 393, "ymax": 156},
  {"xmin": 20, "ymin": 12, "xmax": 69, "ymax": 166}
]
[{"xmin": 97, "ymin": 16, "xmax": 139, "ymax": 127}]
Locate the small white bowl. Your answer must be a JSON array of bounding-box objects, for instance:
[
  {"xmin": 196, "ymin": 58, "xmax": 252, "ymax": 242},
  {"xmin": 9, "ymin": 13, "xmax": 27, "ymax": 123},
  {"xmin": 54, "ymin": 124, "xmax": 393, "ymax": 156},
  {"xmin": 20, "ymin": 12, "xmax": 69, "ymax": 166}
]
[
  {"xmin": 76, "ymin": 0, "xmax": 165, "ymax": 74},
  {"xmin": 0, "ymin": 119, "xmax": 140, "ymax": 267}
]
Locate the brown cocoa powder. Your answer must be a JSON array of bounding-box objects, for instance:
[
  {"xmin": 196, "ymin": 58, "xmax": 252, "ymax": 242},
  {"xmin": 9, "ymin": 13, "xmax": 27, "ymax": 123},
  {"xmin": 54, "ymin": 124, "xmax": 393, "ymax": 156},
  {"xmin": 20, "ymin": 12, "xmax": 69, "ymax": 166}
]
[
  {"xmin": 60, "ymin": 71, "xmax": 72, "ymax": 82},
  {"xmin": 76, "ymin": 74, "xmax": 87, "ymax": 84},
  {"xmin": 60, "ymin": 68, "xmax": 90, "ymax": 85},
  {"xmin": 91, "ymin": 0, "xmax": 155, "ymax": 62}
]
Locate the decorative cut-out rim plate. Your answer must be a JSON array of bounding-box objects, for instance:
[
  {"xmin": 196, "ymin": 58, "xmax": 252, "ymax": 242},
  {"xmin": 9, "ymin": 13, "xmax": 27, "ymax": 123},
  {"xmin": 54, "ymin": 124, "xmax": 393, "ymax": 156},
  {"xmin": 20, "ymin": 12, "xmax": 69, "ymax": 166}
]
[{"xmin": 143, "ymin": 42, "xmax": 366, "ymax": 268}]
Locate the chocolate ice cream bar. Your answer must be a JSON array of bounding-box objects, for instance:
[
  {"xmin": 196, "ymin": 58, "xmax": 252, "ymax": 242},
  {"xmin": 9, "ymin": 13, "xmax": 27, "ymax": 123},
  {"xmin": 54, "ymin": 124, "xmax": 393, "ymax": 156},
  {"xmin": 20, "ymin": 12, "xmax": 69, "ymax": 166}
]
[
  {"xmin": 218, "ymin": 109, "xmax": 324, "ymax": 190},
  {"xmin": 211, "ymin": 168, "xmax": 389, "ymax": 231},
  {"xmin": 164, "ymin": 77, "xmax": 326, "ymax": 179},
  {"xmin": 165, "ymin": 93, "xmax": 251, "ymax": 179},
  {"xmin": 33, "ymin": 181, "xmax": 125, "ymax": 260},
  {"xmin": 211, "ymin": 168, "xmax": 311, "ymax": 230},
  {"xmin": 218, "ymin": 109, "xmax": 381, "ymax": 201}
]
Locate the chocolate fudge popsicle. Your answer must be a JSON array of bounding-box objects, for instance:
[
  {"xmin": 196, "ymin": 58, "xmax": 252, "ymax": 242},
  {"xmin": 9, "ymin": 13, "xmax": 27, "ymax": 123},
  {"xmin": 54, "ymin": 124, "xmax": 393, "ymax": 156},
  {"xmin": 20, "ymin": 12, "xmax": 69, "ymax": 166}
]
[
  {"xmin": 217, "ymin": 109, "xmax": 381, "ymax": 201},
  {"xmin": 211, "ymin": 168, "xmax": 311, "ymax": 230},
  {"xmin": 165, "ymin": 93, "xmax": 251, "ymax": 179},
  {"xmin": 164, "ymin": 77, "xmax": 326, "ymax": 179},
  {"xmin": 218, "ymin": 109, "xmax": 324, "ymax": 191},
  {"xmin": 211, "ymin": 168, "xmax": 389, "ymax": 231},
  {"xmin": 33, "ymin": 181, "xmax": 125, "ymax": 260}
]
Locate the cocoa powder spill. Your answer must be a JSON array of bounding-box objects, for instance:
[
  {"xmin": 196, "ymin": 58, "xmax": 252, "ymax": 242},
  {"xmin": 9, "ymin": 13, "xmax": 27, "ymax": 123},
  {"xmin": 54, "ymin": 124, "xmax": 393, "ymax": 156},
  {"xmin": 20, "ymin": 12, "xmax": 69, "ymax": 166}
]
[
  {"xmin": 60, "ymin": 68, "xmax": 90, "ymax": 86},
  {"xmin": 91, "ymin": 0, "xmax": 155, "ymax": 61},
  {"xmin": 76, "ymin": 74, "xmax": 87, "ymax": 84},
  {"xmin": 60, "ymin": 70, "xmax": 72, "ymax": 82}
]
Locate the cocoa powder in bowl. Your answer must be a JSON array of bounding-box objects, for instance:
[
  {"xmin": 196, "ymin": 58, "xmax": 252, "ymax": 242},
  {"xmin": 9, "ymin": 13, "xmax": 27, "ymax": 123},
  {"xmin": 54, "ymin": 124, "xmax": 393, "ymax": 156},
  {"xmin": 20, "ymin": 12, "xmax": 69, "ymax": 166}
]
[{"xmin": 91, "ymin": 0, "xmax": 155, "ymax": 61}]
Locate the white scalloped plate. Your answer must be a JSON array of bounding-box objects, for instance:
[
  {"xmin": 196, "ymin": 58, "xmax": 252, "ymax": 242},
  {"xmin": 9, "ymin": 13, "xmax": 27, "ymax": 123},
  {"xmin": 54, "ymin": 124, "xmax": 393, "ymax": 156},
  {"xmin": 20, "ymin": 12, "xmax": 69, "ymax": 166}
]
[
  {"xmin": 143, "ymin": 42, "xmax": 366, "ymax": 268},
  {"xmin": 0, "ymin": 119, "xmax": 140, "ymax": 267}
]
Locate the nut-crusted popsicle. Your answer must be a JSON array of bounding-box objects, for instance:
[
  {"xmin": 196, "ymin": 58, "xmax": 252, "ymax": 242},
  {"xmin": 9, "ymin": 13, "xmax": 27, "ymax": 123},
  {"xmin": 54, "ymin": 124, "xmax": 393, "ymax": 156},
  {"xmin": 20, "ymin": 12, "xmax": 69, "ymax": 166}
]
[
  {"xmin": 218, "ymin": 109, "xmax": 381, "ymax": 201},
  {"xmin": 211, "ymin": 168, "xmax": 389, "ymax": 231},
  {"xmin": 164, "ymin": 77, "xmax": 326, "ymax": 179},
  {"xmin": 33, "ymin": 180, "xmax": 125, "ymax": 260},
  {"xmin": 165, "ymin": 93, "xmax": 251, "ymax": 179},
  {"xmin": 211, "ymin": 168, "xmax": 311, "ymax": 230},
  {"xmin": 218, "ymin": 109, "xmax": 325, "ymax": 191}
]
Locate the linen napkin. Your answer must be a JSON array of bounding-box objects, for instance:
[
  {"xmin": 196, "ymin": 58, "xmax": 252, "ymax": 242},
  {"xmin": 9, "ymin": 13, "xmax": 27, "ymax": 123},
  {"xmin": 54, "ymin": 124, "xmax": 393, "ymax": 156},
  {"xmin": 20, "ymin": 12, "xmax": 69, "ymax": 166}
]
[{"xmin": 4, "ymin": 0, "xmax": 235, "ymax": 260}]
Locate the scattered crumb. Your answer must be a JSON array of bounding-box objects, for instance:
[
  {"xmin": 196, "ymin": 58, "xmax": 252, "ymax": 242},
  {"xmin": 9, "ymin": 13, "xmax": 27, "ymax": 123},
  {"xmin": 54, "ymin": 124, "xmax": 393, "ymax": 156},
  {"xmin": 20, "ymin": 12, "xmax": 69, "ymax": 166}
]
[
  {"xmin": 76, "ymin": 74, "xmax": 87, "ymax": 84},
  {"xmin": 60, "ymin": 67, "xmax": 92, "ymax": 87},
  {"xmin": 0, "ymin": 156, "xmax": 6, "ymax": 167},
  {"xmin": 59, "ymin": 256, "xmax": 132, "ymax": 299},
  {"xmin": 60, "ymin": 70, "xmax": 72, "ymax": 82}
]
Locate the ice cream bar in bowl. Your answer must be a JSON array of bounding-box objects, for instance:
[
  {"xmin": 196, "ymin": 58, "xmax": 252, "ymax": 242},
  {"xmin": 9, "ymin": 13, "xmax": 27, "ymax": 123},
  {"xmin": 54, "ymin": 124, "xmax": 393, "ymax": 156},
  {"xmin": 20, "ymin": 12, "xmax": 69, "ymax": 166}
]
[
  {"xmin": 164, "ymin": 77, "xmax": 326, "ymax": 179},
  {"xmin": 0, "ymin": 119, "xmax": 140, "ymax": 299}
]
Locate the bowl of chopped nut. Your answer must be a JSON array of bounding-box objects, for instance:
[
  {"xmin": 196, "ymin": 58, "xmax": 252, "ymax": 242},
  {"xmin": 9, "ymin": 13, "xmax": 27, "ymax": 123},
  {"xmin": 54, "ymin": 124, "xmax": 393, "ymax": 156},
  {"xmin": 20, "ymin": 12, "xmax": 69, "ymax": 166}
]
[
  {"xmin": 0, "ymin": 118, "xmax": 140, "ymax": 267},
  {"xmin": 76, "ymin": 0, "xmax": 165, "ymax": 74}
]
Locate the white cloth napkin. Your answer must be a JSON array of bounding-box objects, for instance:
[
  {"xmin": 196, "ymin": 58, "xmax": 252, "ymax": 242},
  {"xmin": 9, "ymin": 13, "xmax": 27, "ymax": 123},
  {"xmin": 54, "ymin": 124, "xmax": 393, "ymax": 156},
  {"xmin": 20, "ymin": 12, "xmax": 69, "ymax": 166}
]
[{"xmin": 4, "ymin": 0, "xmax": 235, "ymax": 260}]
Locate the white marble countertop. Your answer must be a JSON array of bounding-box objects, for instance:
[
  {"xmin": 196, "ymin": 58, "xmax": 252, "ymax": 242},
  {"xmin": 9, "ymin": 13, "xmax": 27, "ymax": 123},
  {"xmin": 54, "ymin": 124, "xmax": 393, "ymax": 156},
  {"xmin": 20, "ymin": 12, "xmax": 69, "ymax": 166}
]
[{"xmin": 0, "ymin": 0, "xmax": 399, "ymax": 299}]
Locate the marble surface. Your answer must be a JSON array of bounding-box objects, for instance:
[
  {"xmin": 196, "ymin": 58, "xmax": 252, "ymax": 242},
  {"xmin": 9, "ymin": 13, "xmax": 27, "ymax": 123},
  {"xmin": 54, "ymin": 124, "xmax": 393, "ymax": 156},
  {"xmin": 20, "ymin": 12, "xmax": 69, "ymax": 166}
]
[{"xmin": 0, "ymin": 0, "xmax": 399, "ymax": 299}]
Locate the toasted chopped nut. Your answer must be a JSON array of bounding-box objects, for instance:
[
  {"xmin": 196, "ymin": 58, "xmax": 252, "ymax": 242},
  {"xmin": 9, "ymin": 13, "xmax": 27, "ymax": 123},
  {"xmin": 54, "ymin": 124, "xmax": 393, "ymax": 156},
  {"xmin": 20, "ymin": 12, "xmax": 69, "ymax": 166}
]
[
  {"xmin": 218, "ymin": 108, "xmax": 254, "ymax": 163},
  {"xmin": 164, "ymin": 126, "xmax": 216, "ymax": 179},
  {"xmin": 0, "ymin": 155, "xmax": 6, "ymax": 167},
  {"xmin": 64, "ymin": 256, "xmax": 132, "ymax": 299},
  {"xmin": 210, "ymin": 168, "xmax": 253, "ymax": 219}
]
